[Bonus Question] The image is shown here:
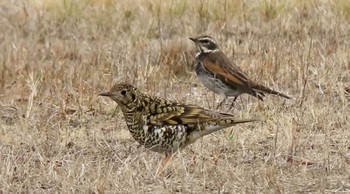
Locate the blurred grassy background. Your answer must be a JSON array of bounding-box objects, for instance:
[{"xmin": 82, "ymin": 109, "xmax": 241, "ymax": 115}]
[{"xmin": 0, "ymin": 0, "xmax": 349, "ymax": 193}]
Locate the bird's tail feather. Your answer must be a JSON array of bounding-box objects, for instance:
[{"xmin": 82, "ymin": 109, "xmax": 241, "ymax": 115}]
[
  {"xmin": 253, "ymin": 84, "xmax": 291, "ymax": 100},
  {"xmin": 199, "ymin": 118, "xmax": 259, "ymax": 137}
]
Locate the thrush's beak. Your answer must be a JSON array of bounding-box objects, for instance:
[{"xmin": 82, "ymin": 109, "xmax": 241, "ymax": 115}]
[
  {"xmin": 99, "ymin": 92, "xmax": 112, "ymax": 97},
  {"xmin": 189, "ymin": 37, "xmax": 196, "ymax": 42}
]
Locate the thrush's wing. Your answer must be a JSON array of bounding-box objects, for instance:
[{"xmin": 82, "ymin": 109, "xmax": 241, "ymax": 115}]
[
  {"xmin": 203, "ymin": 51, "xmax": 253, "ymax": 89},
  {"xmin": 147, "ymin": 101, "xmax": 237, "ymax": 125},
  {"xmin": 204, "ymin": 52, "xmax": 291, "ymax": 99}
]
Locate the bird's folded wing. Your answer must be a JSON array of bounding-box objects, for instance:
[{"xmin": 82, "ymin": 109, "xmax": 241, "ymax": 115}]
[
  {"xmin": 148, "ymin": 104, "xmax": 234, "ymax": 125},
  {"xmin": 203, "ymin": 53, "xmax": 251, "ymax": 88}
]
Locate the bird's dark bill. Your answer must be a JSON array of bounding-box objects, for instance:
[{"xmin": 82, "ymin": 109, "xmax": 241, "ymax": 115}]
[
  {"xmin": 99, "ymin": 92, "xmax": 112, "ymax": 96},
  {"xmin": 189, "ymin": 37, "xmax": 196, "ymax": 42}
]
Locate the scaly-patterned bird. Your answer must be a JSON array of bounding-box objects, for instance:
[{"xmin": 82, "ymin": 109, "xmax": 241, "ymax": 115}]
[{"xmin": 99, "ymin": 83, "xmax": 258, "ymax": 173}]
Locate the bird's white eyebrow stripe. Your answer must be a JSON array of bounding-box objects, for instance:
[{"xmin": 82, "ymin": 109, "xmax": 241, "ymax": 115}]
[
  {"xmin": 202, "ymin": 48, "xmax": 220, "ymax": 53},
  {"xmin": 199, "ymin": 37, "xmax": 214, "ymax": 42}
]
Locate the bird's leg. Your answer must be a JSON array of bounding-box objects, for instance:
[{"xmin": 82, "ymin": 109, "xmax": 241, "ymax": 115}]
[
  {"xmin": 156, "ymin": 153, "xmax": 173, "ymax": 175},
  {"xmin": 190, "ymin": 149, "xmax": 197, "ymax": 167},
  {"xmin": 257, "ymin": 99, "xmax": 263, "ymax": 111},
  {"xmin": 216, "ymin": 97, "xmax": 227, "ymax": 110},
  {"xmin": 211, "ymin": 92, "xmax": 216, "ymax": 109},
  {"xmin": 204, "ymin": 92, "xmax": 211, "ymax": 110},
  {"xmin": 111, "ymin": 105, "xmax": 119, "ymax": 117},
  {"xmin": 228, "ymin": 96, "xmax": 238, "ymax": 111}
]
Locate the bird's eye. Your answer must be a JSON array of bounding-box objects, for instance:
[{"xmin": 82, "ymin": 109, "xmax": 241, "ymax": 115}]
[{"xmin": 121, "ymin": 90, "xmax": 127, "ymax": 96}]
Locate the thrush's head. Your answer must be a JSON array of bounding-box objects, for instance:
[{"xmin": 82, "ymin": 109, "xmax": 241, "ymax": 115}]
[
  {"xmin": 189, "ymin": 35, "xmax": 219, "ymax": 54},
  {"xmin": 99, "ymin": 83, "xmax": 139, "ymax": 110}
]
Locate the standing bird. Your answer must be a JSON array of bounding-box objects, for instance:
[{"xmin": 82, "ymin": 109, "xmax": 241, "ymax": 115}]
[
  {"xmin": 99, "ymin": 83, "xmax": 258, "ymax": 174},
  {"xmin": 189, "ymin": 35, "xmax": 291, "ymax": 108}
]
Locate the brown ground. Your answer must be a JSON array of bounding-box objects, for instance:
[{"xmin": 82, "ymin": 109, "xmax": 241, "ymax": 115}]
[{"xmin": 1, "ymin": 0, "xmax": 350, "ymax": 193}]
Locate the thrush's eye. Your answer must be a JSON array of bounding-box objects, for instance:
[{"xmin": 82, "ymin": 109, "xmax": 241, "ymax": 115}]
[{"xmin": 121, "ymin": 90, "xmax": 127, "ymax": 96}]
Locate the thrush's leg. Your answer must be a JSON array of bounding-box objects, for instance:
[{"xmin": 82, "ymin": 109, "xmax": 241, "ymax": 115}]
[
  {"xmin": 228, "ymin": 96, "xmax": 238, "ymax": 111},
  {"xmin": 190, "ymin": 149, "xmax": 197, "ymax": 167},
  {"xmin": 111, "ymin": 105, "xmax": 119, "ymax": 117},
  {"xmin": 156, "ymin": 153, "xmax": 174, "ymax": 175},
  {"xmin": 257, "ymin": 99, "xmax": 263, "ymax": 111},
  {"xmin": 216, "ymin": 97, "xmax": 227, "ymax": 110}
]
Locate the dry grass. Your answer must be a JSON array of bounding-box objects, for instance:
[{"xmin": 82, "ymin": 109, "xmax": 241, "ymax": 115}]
[{"xmin": 0, "ymin": 0, "xmax": 350, "ymax": 193}]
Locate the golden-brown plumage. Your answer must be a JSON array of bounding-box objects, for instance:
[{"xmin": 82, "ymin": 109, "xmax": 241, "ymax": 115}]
[{"xmin": 100, "ymin": 83, "xmax": 258, "ymax": 173}]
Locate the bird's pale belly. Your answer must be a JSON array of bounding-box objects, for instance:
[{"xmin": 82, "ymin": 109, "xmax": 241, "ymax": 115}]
[
  {"xmin": 197, "ymin": 71, "xmax": 241, "ymax": 97},
  {"xmin": 195, "ymin": 62, "xmax": 242, "ymax": 97}
]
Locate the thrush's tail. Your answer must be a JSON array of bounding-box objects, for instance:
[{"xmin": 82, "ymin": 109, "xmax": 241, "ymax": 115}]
[
  {"xmin": 186, "ymin": 118, "xmax": 259, "ymax": 144},
  {"xmin": 198, "ymin": 118, "xmax": 259, "ymax": 137},
  {"xmin": 252, "ymin": 83, "xmax": 291, "ymax": 100}
]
